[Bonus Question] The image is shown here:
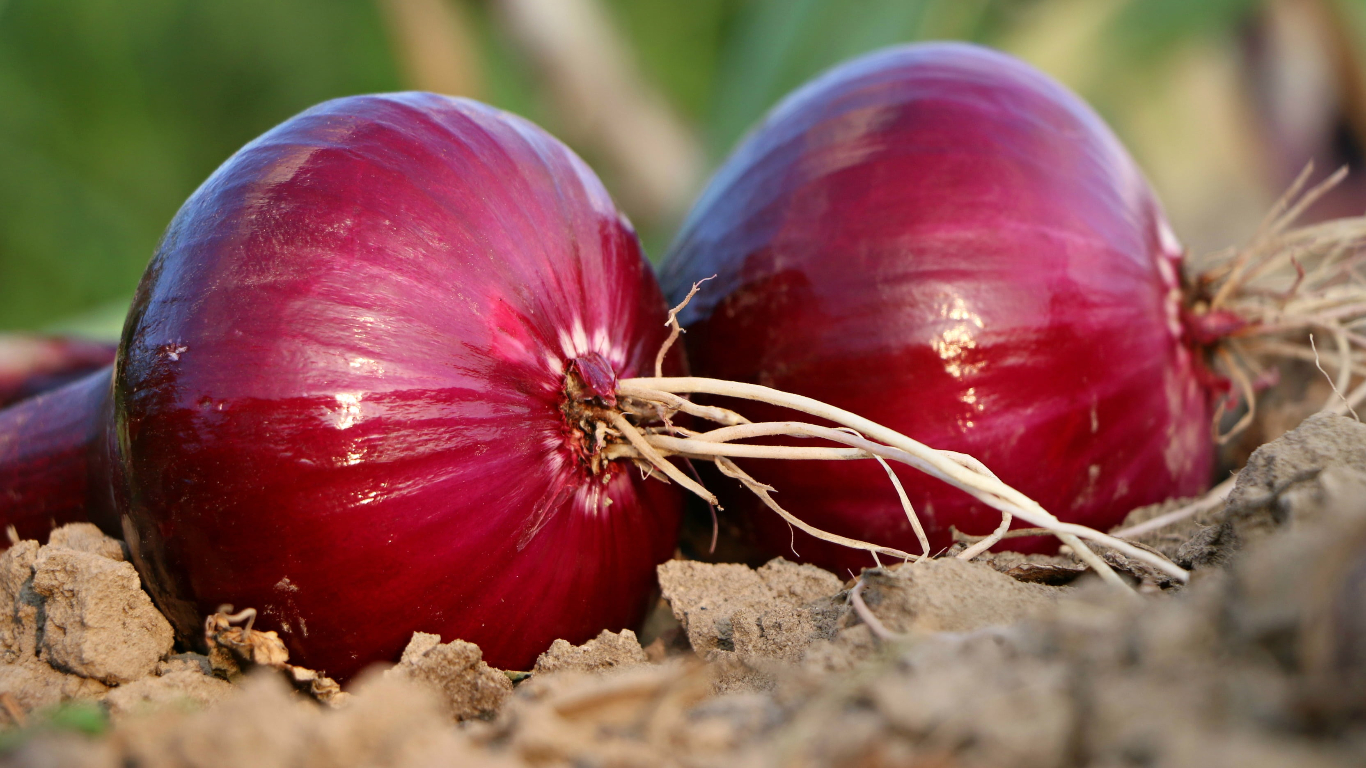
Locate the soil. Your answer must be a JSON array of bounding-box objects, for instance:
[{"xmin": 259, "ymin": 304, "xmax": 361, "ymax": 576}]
[{"xmin": 3, "ymin": 415, "xmax": 1366, "ymax": 766}]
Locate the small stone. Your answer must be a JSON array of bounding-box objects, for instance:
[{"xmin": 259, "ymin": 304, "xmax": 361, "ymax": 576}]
[
  {"xmin": 30, "ymin": 548, "xmax": 174, "ymax": 684},
  {"xmin": 384, "ymin": 633, "xmax": 512, "ymax": 721}
]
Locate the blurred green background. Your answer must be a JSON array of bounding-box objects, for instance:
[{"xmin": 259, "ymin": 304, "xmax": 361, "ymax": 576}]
[{"xmin": 2, "ymin": 0, "xmax": 1365, "ymax": 336}]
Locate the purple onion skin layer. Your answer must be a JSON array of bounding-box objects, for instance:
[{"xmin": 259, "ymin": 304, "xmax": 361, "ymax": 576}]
[
  {"xmin": 110, "ymin": 93, "xmax": 681, "ymax": 679},
  {"xmin": 661, "ymin": 43, "xmax": 1213, "ymax": 575}
]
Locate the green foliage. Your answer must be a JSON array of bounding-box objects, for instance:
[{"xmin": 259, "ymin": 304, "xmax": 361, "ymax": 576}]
[
  {"xmin": 602, "ymin": 0, "xmax": 741, "ymax": 124},
  {"xmin": 0, "ymin": 0, "xmax": 1318, "ymax": 331},
  {"xmin": 0, "ymin": 0, "xmax": 400, "ymax": 331}
]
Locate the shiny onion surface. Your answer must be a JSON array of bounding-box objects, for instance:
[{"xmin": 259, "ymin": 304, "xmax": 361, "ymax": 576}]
[{"xmin": 661, "ymin": 43, "xmax": 1213, "ymax": 575}]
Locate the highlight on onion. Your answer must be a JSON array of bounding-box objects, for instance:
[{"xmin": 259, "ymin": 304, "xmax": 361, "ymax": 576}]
[{"xmin": 658, "ymin": 42, "xmax": 1366, "ymax": 575}]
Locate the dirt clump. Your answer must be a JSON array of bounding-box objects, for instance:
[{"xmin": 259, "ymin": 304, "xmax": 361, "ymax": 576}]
[
  {"xmin": 855, "ymin": 557, "xmax": 1059, "ymax": 635},
  {"xmin": 1120, "ymin": 413, "xmax": 1366, "ymax": 569},
  {"xmin": 384, "ymin": 632, "xmax": 513, "ymax": 721},
  {"xmin": 0, "ymin": 657, "xmax": 109, "ymax": 715},
  {"xmin": 657, "ymin": 557, "xmax": 843, "ymax": 659},
  {"xmin": 44, "ymin": 523, "xmax": 127, "ymax": 562},
  {"xmin": 9, "ymin": 670, "xmax": 514, "ymax": 768},
  {"xmin": 0, "ymin": 525, "xmax": 225, "ymax": 719},
  {"xmin": 7, "ymin": 417, "xmax": 1366, "ymax": 766},
  {"xmin": 101, "ymin": 668, "xmax": 234, "ymax": 721},
  {"xmin": 31, "ymin": 548, "xmax": 174, "ymax": 685},
  {"xmin": 1224, "ymin": 413, "xmax": 1366, "ymax": 539},
  {"xmin": 532, "ymin": 628, "xmax": 648, "ymax": 675},
  {"xmin": 478, "ymin": 660, "xmax": 724, "ymax": 766}
]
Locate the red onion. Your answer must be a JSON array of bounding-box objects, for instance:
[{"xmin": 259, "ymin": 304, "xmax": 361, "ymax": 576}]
[
  {"xmin": 1, "ymin": 93, "xmax": 683, "ymax": 678},
  {"xmin": 660, "ymin": 43, "xmax": 1214, "ymax": 575}
]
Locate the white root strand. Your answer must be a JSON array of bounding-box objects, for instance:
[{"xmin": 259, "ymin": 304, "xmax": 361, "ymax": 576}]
[
  {"xmin": 712, "ymin": 456, "xmax": 920, "ymax": 563},
  {"xmin": 654, "ymin": 277, "xmax": 712, "ymax": 379},
  {"xmin": 1188, "ymin": 167, "xmax": 1366, "ymax": 443},
  {"xmin": 624, "ymin": 384, "xmax": 1182, "ymax": 585},
  {"xmin": 1110, "ymin": 475, "xmax": 1237, "ymax": 540},
  {"xmin": 850, "ymin": 576, "xmax": 901, "ymax": 642},
  {"xmin": 956, "ymin": 510, "xmax": 1012, "ymax": 561},
  {"xmin": 607, "ymin": 412, "xmax": 717, "ymax": 506},
  {"xmin": 872, "ymin": 455, "xmax": 930, "ymax": 558},
  {"xmin": 634, "ymin": 388, "xmax": 751, "ymax": 427}
]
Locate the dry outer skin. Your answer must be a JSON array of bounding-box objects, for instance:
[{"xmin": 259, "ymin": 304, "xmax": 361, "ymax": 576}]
[
  {"xmin": 532, "ymin": 628, "xmax": 648, "ymax": 675},
  {"xmin": 968, "ymin": 548, "xmax": 1088, "ymax": 585},
  {"xmin": 383, "ymin": 632, "xmax": 513, "ymax": 721}
]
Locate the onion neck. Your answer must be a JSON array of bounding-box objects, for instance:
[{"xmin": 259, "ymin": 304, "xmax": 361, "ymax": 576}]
[{"xmin": 0, "ymin": 365, "xmax": 116, "ymax": 545}]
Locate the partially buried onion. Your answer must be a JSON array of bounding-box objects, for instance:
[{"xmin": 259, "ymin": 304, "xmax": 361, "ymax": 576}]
[
  {"xmin": 0, "ymin": 93, "xmax": 683, "ymax": 679},
  {"xmin": 660, "ymin": 42, "xmax": 1215, "ymax": 574}
]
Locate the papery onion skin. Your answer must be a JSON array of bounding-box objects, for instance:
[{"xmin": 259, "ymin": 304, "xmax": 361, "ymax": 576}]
[
  {"xmin": 660, "ymin": 43, "xmax": 1213, "ymax": 575},
  {"xmin": 104, "ymin": 93, "xmax": 682, "ymax": 679}
]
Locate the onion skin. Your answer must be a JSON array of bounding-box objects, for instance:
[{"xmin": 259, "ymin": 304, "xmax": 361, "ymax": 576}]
[
  {"xmin": 19, "ymin": 93, "xmax": 685, "ymax": 679},
  {"xmin": 661, "ymin": 43, "xmax": 1213, "ymax": 574}
]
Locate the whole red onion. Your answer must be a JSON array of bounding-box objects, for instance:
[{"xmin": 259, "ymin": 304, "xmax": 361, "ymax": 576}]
[
  {"xmin": 661, "ymin": 43, "xmax": 1213, "ymax": 574},
  {"xmin": 2, "ymin": 93, "xmax": 683, "ymax": 678}
]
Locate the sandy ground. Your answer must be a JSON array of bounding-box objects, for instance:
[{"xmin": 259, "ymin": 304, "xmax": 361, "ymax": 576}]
[{"xmin": 2, "ymin": 413, "xmax": 1365, "ymax": 767}]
